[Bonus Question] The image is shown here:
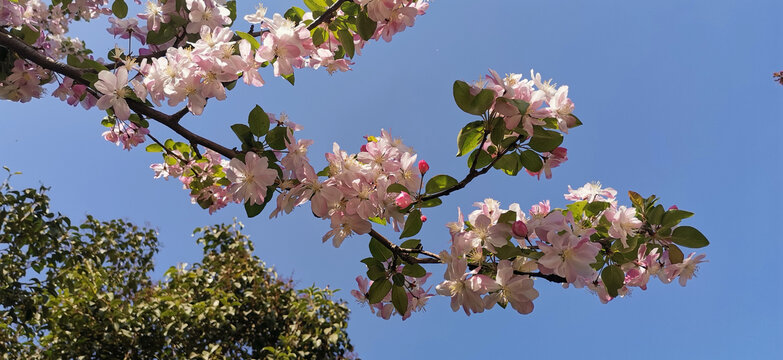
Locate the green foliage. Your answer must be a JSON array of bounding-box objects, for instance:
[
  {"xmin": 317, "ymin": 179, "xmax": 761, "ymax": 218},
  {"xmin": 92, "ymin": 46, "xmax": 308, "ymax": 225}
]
[
  {"xmin": 425, "ymin": 174, "xmax": 457, "ymax": 194},
  {"xmin": 452, "ymin": 81, "xmax": 495, "ymax": 116},
  {"xmin": 0, "ymin": 182, "xmax": 356, "ymax": 359},
  {"xmin": 456, "ymin": 121, "xmax": 484, "ymax": 157}
]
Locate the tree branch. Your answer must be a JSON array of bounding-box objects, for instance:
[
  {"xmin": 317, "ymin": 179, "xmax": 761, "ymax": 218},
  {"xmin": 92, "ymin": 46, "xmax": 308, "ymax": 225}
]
[
  {"xmin": 368, "ymin": 229, "xmax": 441, "ymax": 264},
  {"xmin": 0, "ymin": 29, "xmax": 238, "ymax": 159},
  {"xmin": 420, "ymin": 133, "xmax": 525, "ymax": 202},
  {"xmin": 307, "ymin": 0, "xmax": 353, "ymax": 30}
]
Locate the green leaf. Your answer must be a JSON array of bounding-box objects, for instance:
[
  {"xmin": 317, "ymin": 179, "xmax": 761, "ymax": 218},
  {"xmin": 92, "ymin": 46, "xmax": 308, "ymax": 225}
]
[
  {"xmin": 303, "ymin": 0, "xmax": 328, "ymax": 12},
  {"xmin": 146, "ymin": 24, "xmax": 177, "ymax": 45},
  {"xmin": 601, "ymin": 265, "xmax": 624, "ymax": 298},
  {"xmin": 453, "ymin": 80, "xmax": 495, "ymax": 115},
  {"xmin": 361, "ymin": 258, "xmax": 386, "ymax": 281},
  {"xmin": 367, "ymin": 279, "xmax": 392, "ymax": 304},
  {"xmin": 566, "ymin": 201, "xmax": 587, "ymax": 218},
  {"xmin": 112, "ymin": 0, "xmax": 128, "ymax": 18},
  {"xmin": 337, "ymin": 29, "xmax": 355, "ymax": 58},
  {"xmin": 386, "ymin": 183, "xmax": 409, "ymax": 195},
  {"xmin": 400, "ymin": 210, "xmax": 423, "ymax": 239},
  {"xmin": 283, "ymin": 6, "xmax": 305, "ymax": 23},
  {"xmin": 671, "ymin": 226, "xmax": 709, "ymax": 248},
  {"xmin": 391, "ymin": 285, "xmax": 408, "ymax": 315},
  {"xmin": 489, "ymin": 117, "xmax": 507, "ymax": 146},
  {"xmin": 248, "ymin": 105, "xmax": 270, "ymax": 137},
  {"xmin": 245, "ymin": 201, "xmax": 264, "ymax": 218},
  {"xmin": 282, "ymin": 73, "xmax": 295, "ymax": 85},
  {"xmin": 585, "ymin": 201, "xmax": 611, "ymax": 217},
  {"xmin": 145, "ymin": 144, "xmax": 163, "ymax": 153},
  {"xmin": 494, "ymin": 244, "xmax": 522, "ymax": 260},
  {"xmin": 661, "ymin": 209, "xmax": 694, "ymax": 228},
  {"xmin": 235, "ymin": 31, "xmax": 260, "ymax": 50},
  {"xmin": 492, "ymin": 153, "xmax": 522, "ymax": 176},
  {"xmin": 425, "ymin": 175, "xmax": 458, "ymax": 194},
  {"xmin": 265, "ymin": 126, "xmax": 288, "ymax": 150},
  {"xmin": 392, "ymin": 273, "xmax": 405, "ymax": 286},
  {"xmin": 402, "ymin": 263, "xmax": 426, "ymax": 278},
  {"xmin": 311, "ymin": 27, "xmax": 328, "ymax": 47},
  {"xmin": 368, "ymin": 216, "xmax": 387, "ymax": 225},
  {"xmin": 369, "ymin": 238, "xmax": 392, "ymax": 262},
  {"xmin": 19, "ymin": 25, "xmax": 38, "ymax": 45},
  {"xmin": 418, "ymin": 198, "xmax": 442, "ymax": 208},
  {"xmin": 226, "ymin": 0, "xmax": 236, "ymax": 23},
  {"xmin": 527, "ymin": 126, "xmax": 564, "ymax": 152},
  {"xmin": 356, "ymin": 10, "xmax": 377, "ymax": 41},
  {"xmin": 647, "ymin": 205, "xmax": 664, "ymax": 225},
  {"xmin": 467, "ymin": 149, "xmax": 492, "ymax": 168},
  {"xmin": 399, "ymin": 239, "xmax": 421, "ymax": 250},
  {"xmin": 230, "ymin": 124, "xmax": 254, "ymax": 146},
  {"xmin": 628, "ymin": 191, "xmax": 644, "ymax": 210},
  {"xmin": 668, "ymin": 244, "xmax": 684, "ymax": 264},
  {"xmin": 317, "ymin": 165, "xmax": 331, "ymax": 177},
  {"xmin": 519, "ymin": 150, "xmax": 543, "ymax": 172},
  {"xmin": 498, "ymin": 211, "xmax": 517, "ymax": 225},
  {"xmin": 456, "ymin": 121, "xmax": 484, "ymax": 157}
]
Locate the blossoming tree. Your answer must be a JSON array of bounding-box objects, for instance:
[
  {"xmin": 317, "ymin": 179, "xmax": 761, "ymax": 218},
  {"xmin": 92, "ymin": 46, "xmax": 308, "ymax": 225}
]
[{"xmin": 0, "ymin": 0, "xmax": 709, "ymax": 320}]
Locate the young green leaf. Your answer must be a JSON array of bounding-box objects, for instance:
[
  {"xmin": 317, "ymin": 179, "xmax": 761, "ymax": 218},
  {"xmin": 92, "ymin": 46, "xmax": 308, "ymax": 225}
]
[
  {"xmin": 456, "ymin": 121, "xmax": 484, "ymax": 157},
  {"xmin": 367, "ymin": 279, "xmax": 392, "ymax": 304},
  {"xmin": 391, "ymin": 285, "xmax": 408, "ymax": 315},
  {"xmin": 453, "ymin": 80, "xmax": 495, "ymax": 115},
  {"xmin": 527, "ymin": 126, "xmax": 564, "ymax": 152},
  {"xmin": 601, "ymin": 265, "xmax": 624, "ymax": 298},
  {"xmin": 248, "ymin": 105, "xmax": 270, "ymax": 137},
  {"xmin": 112, "ymin": 0, "xmax": 128, "ymax": 18},
  {"xmin": 425, "ymin": 174, "xmax": 458, "ymax": 194},
  {"xmin": 671, "ymin": 226, "xmax": 709, "ymax": 248},
  {"xmin": 400, "ymin": 209, "xmax": 423, "ymax": 239}
]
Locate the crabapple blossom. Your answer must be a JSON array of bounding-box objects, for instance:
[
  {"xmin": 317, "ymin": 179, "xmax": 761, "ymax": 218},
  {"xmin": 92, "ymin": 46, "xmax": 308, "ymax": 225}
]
[
  {"xmin": 225, "ymin": 152, "xmax": 277, "ymax": 206},
  {"xmin": 483, "ymin": 260, "xmax": 539, "ymax": 314},
  {"xmin": 537, "ymin": 229, "xmax": 601, "ymax": 285},
  {"xmin": 0, "ymin": 0, "xmax": 711, "ymax": 322},
  {"xmin": 95, "ymin": 68, "xmax": 131, "ymax": 120},
  {"xmin": 605, "ymin": 205, "xmax": 643, "ymax": 248}
]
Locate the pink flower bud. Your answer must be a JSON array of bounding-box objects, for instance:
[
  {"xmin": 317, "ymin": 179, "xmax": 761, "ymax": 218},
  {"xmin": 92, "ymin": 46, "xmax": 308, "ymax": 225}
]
[
  {"xmin": 512, "ymin": 220, "xmax": 528, "ymax": 238},
  {"xmin": 668, "ymin": 205, "xmax": 678, "ymax": 210},
  {"xmin": 395, "ymin": 192, "xmax": 413, "ymax": 208},
  {"xmin": 420, "ymin": 215, "xmax": 427, "ymax": 222},
  {"xmin": 418, "ymin": 160, "xmax": 429, "ymax": 174}
]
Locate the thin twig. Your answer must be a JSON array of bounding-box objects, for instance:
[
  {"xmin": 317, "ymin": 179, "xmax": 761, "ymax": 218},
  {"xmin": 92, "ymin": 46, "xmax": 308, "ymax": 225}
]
[{"xmin": 369, "ymin": 229, "xmax": 441, "ymax": 264}]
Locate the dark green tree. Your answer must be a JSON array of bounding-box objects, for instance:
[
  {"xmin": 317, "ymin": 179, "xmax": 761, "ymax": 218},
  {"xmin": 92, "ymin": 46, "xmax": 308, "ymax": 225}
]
[{"xmin": 0, "ymin": 171, "xmax": 355, "ymax": 359}]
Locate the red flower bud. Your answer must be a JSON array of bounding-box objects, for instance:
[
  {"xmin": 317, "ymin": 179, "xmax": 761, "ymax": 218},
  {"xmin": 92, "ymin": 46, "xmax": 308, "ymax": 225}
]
[
  {"xmin": 420, "ymin": 215, "xmax": 427, "ymax": 222},
  {"xmin": 512, "ymin": 220, "xmax": 528, "ymax": 238},
  {"xmin": 418, "ymin": 160, "xmax": 429, "ymax": 174},
  {"xmin": 395, "ymin": 192, "xmax": 413, "ymax": 208},
  {"xmin": 668, "ymin": 205, "xmax": 678, "ymax": 210}
]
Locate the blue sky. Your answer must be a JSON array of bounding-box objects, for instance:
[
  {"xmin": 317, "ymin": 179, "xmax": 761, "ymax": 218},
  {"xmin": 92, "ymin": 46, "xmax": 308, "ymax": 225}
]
[{"xmin": 1, "ymin": 0, "xmax": 781, "ymax": 358}]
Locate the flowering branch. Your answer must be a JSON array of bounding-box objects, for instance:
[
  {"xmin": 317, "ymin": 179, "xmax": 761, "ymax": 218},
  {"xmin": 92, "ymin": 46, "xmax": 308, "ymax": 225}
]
[{"xmin": 369, "ymin": 229, "xmax": 441, "ymax": 264}]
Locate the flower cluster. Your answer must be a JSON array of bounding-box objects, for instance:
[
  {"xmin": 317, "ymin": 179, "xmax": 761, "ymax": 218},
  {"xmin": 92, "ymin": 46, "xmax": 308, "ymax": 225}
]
[
  {"xmin": 431, "ymin": 182, "xmax": 708, "ymax": 314},
  {"xmin": 271, "ymin": 128, "xmax": 421, "ymax": 248}
]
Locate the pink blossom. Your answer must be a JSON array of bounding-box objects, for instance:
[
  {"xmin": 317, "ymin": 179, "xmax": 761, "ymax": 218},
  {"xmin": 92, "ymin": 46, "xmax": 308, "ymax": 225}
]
[
  {"xmin": 605, "ymin": 205, "xmax": 643, "ymax": 248},
  {"xmin": 225, "ymin": 152, "xmax": 278, "ymax": 206},
  {"xmin": 435, "ymin": 254, "xmax": 488, "ymax": 316},
  {"xmin": 95, "ymin": 68, "xmax": 131, "ymax": 120},
  {"xmin": 564, "ymin": 182, "xmax": 617, "ymax": 202},
  {"xmin": 483, "ymin": 260, "xmax": 539, "ymax": 314},
  {"xmin": 537, "ymin": 231, "xmax": 601, "ymax": 284}
]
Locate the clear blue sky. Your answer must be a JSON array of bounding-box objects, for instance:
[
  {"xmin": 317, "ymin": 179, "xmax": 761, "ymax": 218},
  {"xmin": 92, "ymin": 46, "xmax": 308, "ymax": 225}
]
[{"xmin": 1, "ymin": 0, "xmax": 781, "ymax": 358}]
